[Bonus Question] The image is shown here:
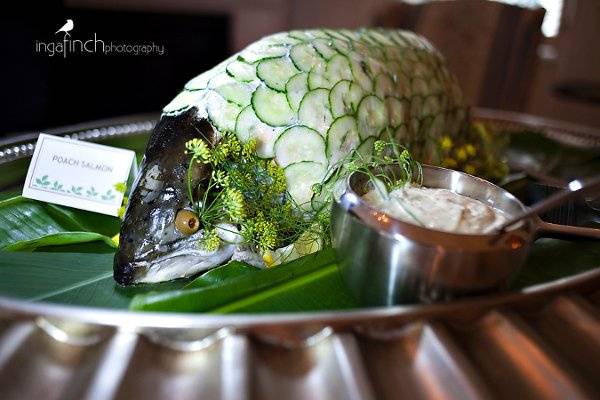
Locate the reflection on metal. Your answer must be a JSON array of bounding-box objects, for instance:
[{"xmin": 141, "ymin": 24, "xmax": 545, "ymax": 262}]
[{"xmin": 0, "ymin": 274, "xmax": 598, "ymax": 399}]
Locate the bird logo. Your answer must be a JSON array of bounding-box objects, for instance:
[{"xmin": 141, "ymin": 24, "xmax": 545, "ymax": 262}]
[{"xmin": 55, "ymin": 19, "xmax": 74, "ymax": 38}]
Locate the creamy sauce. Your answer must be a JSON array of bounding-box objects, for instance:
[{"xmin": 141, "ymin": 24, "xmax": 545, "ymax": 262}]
[{"xmin": 362, "ymin": 184, "xmax": 507, "ymax": 234}]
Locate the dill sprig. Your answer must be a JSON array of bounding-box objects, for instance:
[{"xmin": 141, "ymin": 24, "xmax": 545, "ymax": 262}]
[{"xmin": 185, "ymin": 132, "xmax": 326, "ymax": 253}]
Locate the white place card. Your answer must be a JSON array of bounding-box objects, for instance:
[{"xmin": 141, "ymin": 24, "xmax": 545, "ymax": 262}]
[{"xmin": 22, "ymin": 133, "xmax": 136, "ymax": 216}]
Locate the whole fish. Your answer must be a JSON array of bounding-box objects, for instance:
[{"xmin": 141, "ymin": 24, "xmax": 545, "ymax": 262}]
[{"xmin": 114, "ymin": 28, "xmax": 467, "ymax": 285}]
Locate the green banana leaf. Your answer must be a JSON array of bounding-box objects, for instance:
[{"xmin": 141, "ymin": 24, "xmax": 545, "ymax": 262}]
[
  {"xmin": 0, "ymin": 196, "xmax": 118, "ymax": 251},
  {"xmin": 129, "ymin": 248, "xmax": 357, "ymax": 313},
  {"xmin": 0, "ymin": 252, "xmax": 188, "ymax": 308}
]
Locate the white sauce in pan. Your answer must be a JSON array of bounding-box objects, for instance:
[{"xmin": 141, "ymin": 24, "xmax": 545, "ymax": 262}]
[{"xmin": 362, "ymin": 184, "xmax": 508, "ymax": 234}]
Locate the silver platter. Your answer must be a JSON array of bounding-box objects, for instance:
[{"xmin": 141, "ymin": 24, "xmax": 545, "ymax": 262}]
[{"xmin": 0, "ymin": 109, "xmax": 598, "ymax": 399}]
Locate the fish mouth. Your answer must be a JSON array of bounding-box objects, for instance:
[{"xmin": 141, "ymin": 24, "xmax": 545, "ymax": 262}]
[{"xmin": 117, "ymin": 230, "xmax": 236, "ymax": 284}]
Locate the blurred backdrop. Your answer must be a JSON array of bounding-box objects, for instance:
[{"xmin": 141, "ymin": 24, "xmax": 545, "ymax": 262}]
[{"xmin": 1, "ymin": 0, "xmax": 599, "ymax": 136}]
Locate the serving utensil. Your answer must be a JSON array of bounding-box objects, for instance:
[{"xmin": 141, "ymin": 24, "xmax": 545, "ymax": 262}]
[
  {"xmin": 496, "ymin": 175, "xmax": 600, "ymax": 234},
  {"xmin": 332, "ymin": 165, "xmax": 600, "ymax": 306}
]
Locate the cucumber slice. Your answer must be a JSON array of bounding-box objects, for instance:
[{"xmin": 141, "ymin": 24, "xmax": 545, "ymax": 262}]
[
  {"xmin": 369, "ymin": 30, "xmax": 395, "ymax": 46},
  {"xmin": 207, "ymin": 92, "xmax": 242, "ymax": 133},
  {"xmin": 422, "ymin": 96, "xmax": 440, "ymax": 117},
  {"xmin": 162, "ymin": 90, "xmax": 205, "ymax": 114},
  {"xmin": 312, "ymin": 38, "xmax": 337, "ymax": 60},
  {"xmin": 326, "ymin": 115, "xmax": 360, "ymax": 166},
  {"xmin": 209, "ymin": 73, "xmax": 253, "ymax": 107},
  {"xmin": 226, "ymin": 58, "xmax": 257, "ymax": 82},
  {"xmin": 256, "ymin": 57, "xmax": 299, "ymax": 92},
  {"xmin": 331, "ymin": 38, "xmax": 351, "ymax": 55},
  {"xmin": 284, "ymin": 161, "xmax": 327, "ymax": 211},
  {"xmin": 411, "ymin": 78, "xmax": 429, "ymax": 96},
  {"xmin": 323, "ymin": 29, "xmax": 349, "ymax": 41},
  {"xmin": 356, "ymin": 137, "xmax": 375, "ymax": 161},
  {"xmin": 235, "ymin": 105, "xmax": 281, "ymax": 158},
  {"xmin": 384, "ymin": 47, "xmax": 403, "ymax": 62},
  {"xmin": 349, "ymin": 55, "xmax": 373, "ymax": 92},
  {"xmin": 285, "ymin": 72, "xmax": 309, "ymax": 112},
  {"xmin": 326, "ymin": 54, "xmax": 353, "ymax": 82},
  {"xmin": 410, "ymin": 96, "xmax": 423, "ymax": 119},
  {"xmin": 394, "ymin": 124, "xmax": 409, "ymax": 142},
  {"xmin": 385, "ymin": 96, "xmax": 407, "ymax": 127},
  {"xmin": 298, "ymin": 88, "xmax": 333, "ymax": 136},
  {"xmin": 290, "ymin": 43, "xmax": 323, "ymax": 72},
  {"xmin": 307, "ymin": 62, "xmax": 334, "ymax": 90},
  {"xmin": 357, "ymin": 95, "xmax": 388, "ymax": 139},
  {"xmin": 374, "ymin": 73, "xmax": 394, "ymax": 98},
  {"xmin": 240, "ymin": 44, "xmax": 288, "ymax": 64},
  {"xmin": 329, "ymin": 80, "xmax": 363, "ymax": 118},
  {"xmin": 366, "ymin": 58, "xmax": 385, "ymax": 78},
  {"xmin": 289, "ymin": 31, "xmax": 312, "ymax": 41},
  {"xmin": 252, "ymin": 85, "xmax": 295, "ymax": 127},
  {"xmin": 274, "ymin": 126, "xmax": 327, "ymax": 167}
]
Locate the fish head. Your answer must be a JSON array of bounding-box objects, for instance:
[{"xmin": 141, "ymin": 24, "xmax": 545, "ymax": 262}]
[{"xmin": 113, "ymin": 110, "xmax": 233, "ymax": 285}]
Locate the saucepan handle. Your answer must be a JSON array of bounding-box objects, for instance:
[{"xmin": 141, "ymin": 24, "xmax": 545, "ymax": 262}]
[{"xmin": 536, "ymin": 220, "xmax": 600, "ymax": 241}]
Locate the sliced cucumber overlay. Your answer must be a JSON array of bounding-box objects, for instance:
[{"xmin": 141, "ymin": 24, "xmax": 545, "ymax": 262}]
[
  {"xmin": 290, "ymin": 43, "xmax": 323, "ymax": 72},
  {"xmin": 209, "ymin": 74, "xmax": 253, "ymax": 107},
  {"xmin": 235, "ymin": 105, "xmax": 281, "ymax": 158},
  {"xmin": 284, "ymin": 161, "xmax": 327, "ymax": 211},
  {"xmin": 308, "ymin": 65, "xmax": 333, "ymax": 90},
  {"xmin": 349, "ymin": 55, "xmax": 374, "ymax": 92},
  {"xmin": 298, "ymin": 88, "xmax": 333, "ymax": 136},
  {"xmin": 274, "ymin": 126, "xmax": 327, "ymax": 167},
  {"xmin": 386, "ymin": 97, "xmax": 407, "ymax": 128},
  {"xmin": 207, "ymin": 92, "xmax": 242, "ymax": 133},
  {"xmin": 257, "ymin": 57, "xmax": 299, "ymax": 91},
  {"xmin": 326, "ymin": 54, "xmax": 353, "ymax": 82},
  {"xmin": 375, "ymin": 73, "xmax": 394, "ymax": 99},
  {"xmin": 252, "ymin": 85, "xmax": 295, "ymax": 126},
  {"xmin": 357, "ymin": 95, "xmax": 388, "ymax": 139},
  {"xmin": 163, "ymin": 27, "xmax": 467, "ymax": 216},
  {"xmin": 327, "ymin": 116, "xmax": 360, "ymax": 166},
  {"xmin": 312, "ymin": 38, "xmax": 337, "ymax": 59},
  {"xmin": 240, "ymin": 43, "xmax": 288, "ymax": 64},
  {"xmin": 330, "ymin": 80, "xmax": 364, "ymax": 118},
  {"xmin": 286, "ymin": 72, "xmax": 309, "ymax": 112},
  {"xmin": 226, "ymin": 58, "xmax": 257, "ymax": 82}
]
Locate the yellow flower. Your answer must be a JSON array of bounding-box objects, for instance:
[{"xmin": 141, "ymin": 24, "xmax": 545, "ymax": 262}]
[
  {"xmin": 455, "ymin": 147, "xmax": 468, "ymax": 161},
  {"xmin": 465, "ymin": 144, "xmax": 477, "ymax": 156},
  {"xmin": 464, "ymin": 164, "xmax": 477, "ymax": 175},
  {"xmin": 224, "ymin": 188, "xmax": 245, "ymax": 222},
  {"xmin": 200, "ymin": 228, "xmax": 221, "ymax": 251},
  {"xmin": 442, "ymin": 157, "xmax": 457, "ymax": 168},
  {"xmin": 185, "ymin": 138, "xmax": 211, "ymax": 163},
  {"xmin": 440, "ymin": 136, "xmax": 453, "ymax": 151}
]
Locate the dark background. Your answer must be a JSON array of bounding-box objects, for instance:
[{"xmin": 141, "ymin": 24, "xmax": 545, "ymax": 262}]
[{"xmin": 0, "ymin": 2, "xmax": 229, "ymax": 136}]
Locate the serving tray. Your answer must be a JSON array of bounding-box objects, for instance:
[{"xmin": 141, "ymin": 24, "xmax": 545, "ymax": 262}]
[{"xmin": 0, "ymin": 109, "xmax": 599, "ymax": 399}]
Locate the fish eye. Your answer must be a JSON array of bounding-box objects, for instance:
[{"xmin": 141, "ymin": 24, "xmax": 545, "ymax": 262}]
[{"xmin": 175, "ymin": 209, "xmax": 200, "ymax": 235}]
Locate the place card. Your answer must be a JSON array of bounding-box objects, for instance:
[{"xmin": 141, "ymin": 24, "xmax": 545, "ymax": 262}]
[{"xmin": 22, "ymin": 133, "xmax": 136, "ymax": 216}]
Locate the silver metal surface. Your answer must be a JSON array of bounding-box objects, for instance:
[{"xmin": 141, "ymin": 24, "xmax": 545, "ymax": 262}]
[{"xmin": 333, "ymin": 166, "xmax": 600, "ymax": 305}]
